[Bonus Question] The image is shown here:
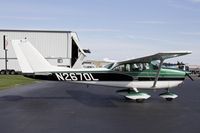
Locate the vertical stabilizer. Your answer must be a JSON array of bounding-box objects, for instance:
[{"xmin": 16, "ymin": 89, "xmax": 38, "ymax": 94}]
[
  {"xmin": 12, "ymin": 40, "xmax": 70, "ymax": 73},
  {"xmin": 12, "ymin": 40, "xmax": 34, "ymax": 73}
]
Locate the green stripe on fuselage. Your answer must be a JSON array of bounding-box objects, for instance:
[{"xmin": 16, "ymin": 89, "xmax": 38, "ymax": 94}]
[{"xmin": 124, "ymin": 68, "xmax": 186, "ymax": 78}]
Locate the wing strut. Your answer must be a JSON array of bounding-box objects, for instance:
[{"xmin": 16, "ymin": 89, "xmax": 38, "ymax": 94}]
[{"xmin": 153, "ymin": 59, "xmax": 164, "ymax": 88}]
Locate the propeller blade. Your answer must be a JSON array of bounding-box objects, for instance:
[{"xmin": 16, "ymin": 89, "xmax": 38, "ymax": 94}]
[{"xmin": 186, "ymin": 73, "xmax": 194, "ymax": 81}]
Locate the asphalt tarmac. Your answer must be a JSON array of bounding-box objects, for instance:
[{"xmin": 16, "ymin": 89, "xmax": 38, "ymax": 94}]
[{"xmin": 0, "ymin": 79, "xmax": 199, "ymax": 133}]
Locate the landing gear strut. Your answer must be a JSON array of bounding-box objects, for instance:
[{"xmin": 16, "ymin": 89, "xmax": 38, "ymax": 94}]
[
  {"xmin": 117, "ymin": 88, "xmax": 151, "ymax": 103},
  {"xmin": 159, "ymin": 89, "xmax": 178, "ymax": 101}
]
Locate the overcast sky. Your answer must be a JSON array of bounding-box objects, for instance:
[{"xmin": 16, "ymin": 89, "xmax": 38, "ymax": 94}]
[{"xmin": 0, "ymin": 0, "xmax": 200, "ymax": 64}]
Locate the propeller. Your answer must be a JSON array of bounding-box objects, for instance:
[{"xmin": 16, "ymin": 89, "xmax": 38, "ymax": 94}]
[{"xmin": 186, "ymin": 73, "xmax": 194, "ymax": 81}]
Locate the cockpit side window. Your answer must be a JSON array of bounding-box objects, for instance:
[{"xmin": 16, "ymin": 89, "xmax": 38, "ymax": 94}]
[
  {"xmin": 143, "ymin": 63, "xmax": 150, "ymax": 70},
  {"xmin": 131, "ymin": 63, "xmax": 150, "ymax": 71}
]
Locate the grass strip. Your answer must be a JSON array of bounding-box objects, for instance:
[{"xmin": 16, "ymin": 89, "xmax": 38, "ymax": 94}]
[{"xmin": 0, "ymin": 75, "xmax": 36, "ymax": 90}]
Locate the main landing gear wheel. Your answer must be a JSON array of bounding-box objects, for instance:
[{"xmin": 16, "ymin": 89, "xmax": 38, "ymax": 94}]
[
  {"xmin": 116, "ymin": 88, "xmax": 151, "ymax": 103},
  {"xmin": 159, "ymin": 89, "xmax": 178, "ymax": 101}
]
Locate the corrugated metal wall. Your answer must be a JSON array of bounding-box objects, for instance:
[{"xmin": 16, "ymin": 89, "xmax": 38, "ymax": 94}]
[{"xmin": 0, "ymin": 30, "xmax": 73, "ymax": 71}]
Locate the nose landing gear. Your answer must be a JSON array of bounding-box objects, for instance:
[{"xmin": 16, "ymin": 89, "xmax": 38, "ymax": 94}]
[{"xmin": 159, "ymin": 89, "xmax": 178, "ymax": 101}]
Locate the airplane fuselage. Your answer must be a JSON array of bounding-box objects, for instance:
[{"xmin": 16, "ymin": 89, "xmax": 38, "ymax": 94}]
[{"xmin": 25, "ymin": 67, "xmax": 186, "ymax": 89}]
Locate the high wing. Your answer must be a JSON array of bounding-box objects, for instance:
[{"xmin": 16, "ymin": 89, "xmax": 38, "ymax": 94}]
[
  {"xmin": 114, "ymin": 51, "xmax": 192, "ymax": 88},
  {"xmin": 117, "ymin": 51, "xmax": 192, "ymax": 65}
]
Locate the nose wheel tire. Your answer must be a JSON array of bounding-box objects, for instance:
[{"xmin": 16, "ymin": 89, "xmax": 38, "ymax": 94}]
[
  {"xmin": 165, "ymin": 98, "xmax": 173, "ymax": 101},
  {"xmin": 160, "ymin": 91, "xmax": 178, "ymax": 101},
  {"xmin": 136, "ymin": 99, "xmax": 145, "ymax": 103}
]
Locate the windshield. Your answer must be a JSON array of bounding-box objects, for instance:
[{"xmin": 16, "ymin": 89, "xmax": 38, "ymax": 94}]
[
  {"xmin": 151, "ymin": 60, "xmax": 174, "ymax": 70},
  {"xmin": 151, "ymin": 60, "xmax": 160, "ymax": 70}
]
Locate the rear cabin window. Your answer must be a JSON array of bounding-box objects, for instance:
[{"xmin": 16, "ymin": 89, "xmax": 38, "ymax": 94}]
[
  {"xmin": 113, "ymin": 64, "xmax": 125, "ymax": 72},
  {"xmin": 125, "ymin": 64, "xmax": 131, "ymax": 72}
]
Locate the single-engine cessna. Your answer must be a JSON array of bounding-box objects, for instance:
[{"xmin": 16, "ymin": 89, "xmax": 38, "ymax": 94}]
[{"xmin": 12, "ymin": 40, "xmax": 192, "ymax": 103}]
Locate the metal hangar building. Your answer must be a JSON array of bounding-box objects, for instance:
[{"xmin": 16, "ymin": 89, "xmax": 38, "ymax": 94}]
[{"xmin": 0, "ymin": 29, "xmax": 86, "ymax": 74}]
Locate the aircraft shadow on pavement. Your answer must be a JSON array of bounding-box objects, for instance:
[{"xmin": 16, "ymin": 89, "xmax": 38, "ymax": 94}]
[
  {"xmin": 0, "ymin": 95, "xmax": 72, "ymax": 101},
  {"xmin": 66, "ymin": 89, "xmax": 118, "ymax": 108},
  {"xmin": 0, "ymin": 90, "xmax": 119, "ymax": 108}
]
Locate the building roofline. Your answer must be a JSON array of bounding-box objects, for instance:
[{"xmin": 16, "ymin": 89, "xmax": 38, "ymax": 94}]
[{"xmin": 0, "ymin": 29, "xmax": 73, "ymax": 33}]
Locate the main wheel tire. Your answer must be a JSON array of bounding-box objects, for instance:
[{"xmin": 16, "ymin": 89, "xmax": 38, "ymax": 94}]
[
  {"xmin": 10, "ymin": 70, "xmax": 15, "ymax": 75},
  {"xmin": 166, "ymin": 98, "xmax": 173, "ymax": 101},
  {"xmin": 136, "ymin": 99, "xmax": 145, "ymax": 103},
  {"xmin": 0, "ymin": 70, "xmax": 5, "ymax": 75}
]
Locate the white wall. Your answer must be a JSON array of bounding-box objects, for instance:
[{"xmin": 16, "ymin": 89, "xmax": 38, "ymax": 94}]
[{"xmin": 0, "ymin": 30, "xmax": 74, "ymax": 71}]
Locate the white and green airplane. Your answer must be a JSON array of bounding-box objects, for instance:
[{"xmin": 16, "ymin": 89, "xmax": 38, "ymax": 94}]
[{"xmin": 12, "ymin": 40, "xmax": 192, "ymax": 103}]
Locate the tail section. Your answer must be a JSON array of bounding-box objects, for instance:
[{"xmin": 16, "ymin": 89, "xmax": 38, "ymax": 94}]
[{"xmin": 12, "ymin": 40, "xmax": 70, "ymax": 73}]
